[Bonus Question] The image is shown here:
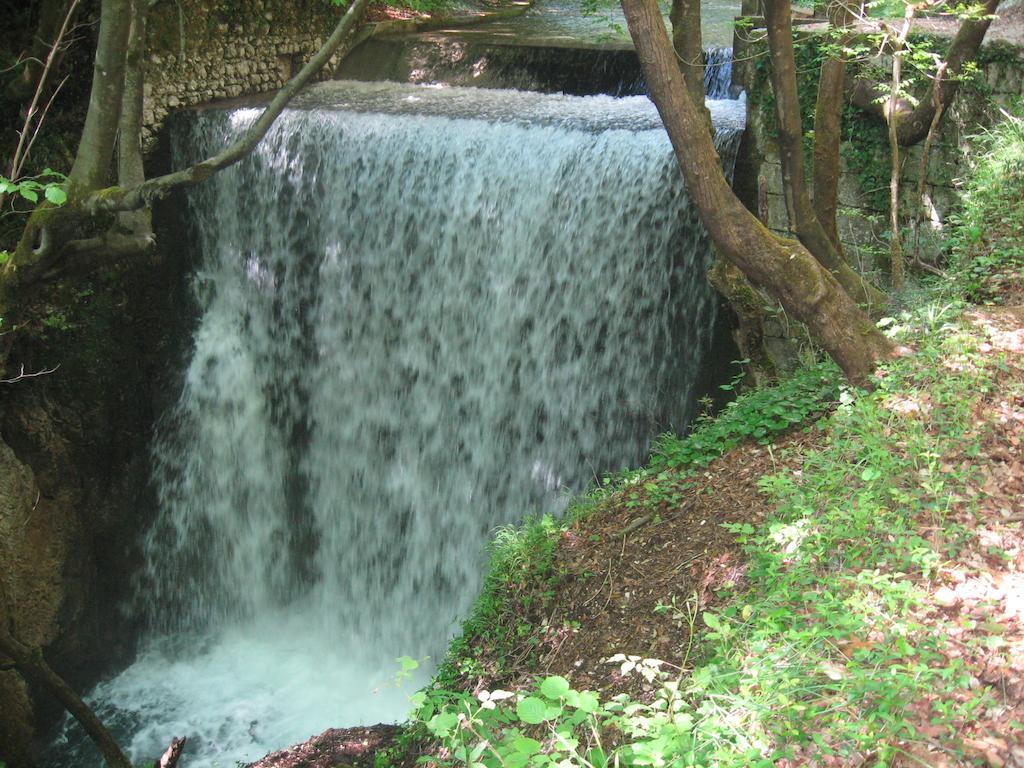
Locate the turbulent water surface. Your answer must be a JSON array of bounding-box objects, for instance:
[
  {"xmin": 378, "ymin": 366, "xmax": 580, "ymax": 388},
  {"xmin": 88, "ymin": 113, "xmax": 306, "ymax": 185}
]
[{"xmin": 52, "ymin": 79, "xmax": 744, "ymax": 767}]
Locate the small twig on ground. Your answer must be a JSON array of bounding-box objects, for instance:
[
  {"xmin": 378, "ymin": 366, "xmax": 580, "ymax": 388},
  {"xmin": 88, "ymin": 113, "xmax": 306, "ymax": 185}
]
[{"xmin": 621, "ymin": 514, "xmax": 652, "ymax": 537}]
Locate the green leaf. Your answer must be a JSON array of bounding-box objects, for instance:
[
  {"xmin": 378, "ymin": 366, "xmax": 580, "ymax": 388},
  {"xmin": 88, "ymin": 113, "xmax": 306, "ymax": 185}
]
[
  {"xmin": 428, "ymin": 711, "xmax": 459, "ymax": 736},
  {"xmin": 516, "ymin": 696, "xmax": 547, "ymax": 725},
  {"xmin": 861, "ymin": 467, "xmax": 881, "ymax": 482},
  {"xmin": 44, "ymin": 186, "xmax": 67, "ymax": 205},
  {"xmin": 539, "ymin": 675, "xmax": 570, "ymax": 699},
  {"xmin": 512, "ymin": 737, "xmax": 542, "ymax": 755},
  {"xmin": 397, "ymin": 655, "xmax": 419, "ymax": 672},
  {"xmin": 703, "ymin": 612, "xmax": 722, "ymax": 630},
  {"xmin": 19, "ymin": 188, "xmax": 38, "ymax": 203},
  {"xmin": 576, "ymin": 691, "xmax": 600, "ymax": 713}
]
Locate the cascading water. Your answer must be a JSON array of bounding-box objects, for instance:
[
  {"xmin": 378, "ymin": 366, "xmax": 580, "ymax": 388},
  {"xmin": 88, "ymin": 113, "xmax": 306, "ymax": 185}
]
[
  {"xmin": 51, "ymin": 81, "xmax": 744, "ymax": 767},
  {"xmin": 338, "ymin": 39, "xmax": 738, "ymax": 99}
]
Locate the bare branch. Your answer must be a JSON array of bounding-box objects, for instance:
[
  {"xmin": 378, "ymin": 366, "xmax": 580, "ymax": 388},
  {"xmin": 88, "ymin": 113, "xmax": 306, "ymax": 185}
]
[
  {"xmin": 1, "ymin": 0, "xmax": 80, "ymax": 209},
  {"xmin": 19, "ymin": 74, "xmax": 73, "ymax": 178},
  {"xmin": 0, "ymin": 364, "xmax": 60, "ymax": 384}
]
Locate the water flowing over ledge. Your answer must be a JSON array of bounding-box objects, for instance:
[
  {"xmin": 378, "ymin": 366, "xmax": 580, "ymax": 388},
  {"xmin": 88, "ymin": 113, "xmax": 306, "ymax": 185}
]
[
  {"xmin": 338, "ymin": 39, "xmax": 739, "ymax": 99},
  {"xmin": 51, "ymin": 79, "xmax": 744, "ymax": 767}
]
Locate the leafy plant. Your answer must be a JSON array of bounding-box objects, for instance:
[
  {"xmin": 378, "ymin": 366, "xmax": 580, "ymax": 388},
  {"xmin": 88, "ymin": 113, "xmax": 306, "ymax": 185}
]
[
  {"xmin": 649, "ymin": 362, "xmax": 840, "ymax": 471},
  {"xmin": 945, "ymin": 105, "xmax": 1024, "ymax": 300}
]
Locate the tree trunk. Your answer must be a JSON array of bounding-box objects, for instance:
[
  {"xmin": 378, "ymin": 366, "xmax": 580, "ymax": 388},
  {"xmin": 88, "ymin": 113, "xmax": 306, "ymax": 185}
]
[
  {"xmin": 811, "ymin": 0, "xmax": 855, "ymax": 255},
  {"xmin": 708, "ymin": 259, "xmax": 778, "ymax": 385},
  {"xmin": 886, "ymin": 3, "xmax": 916, "ymax": 290},
  {"xmin": 620, "ymin": 0, "xmax": 893, "ymax": 384},
  {"xmin": 69, "ymin": 0, "xmax": 132, "ymax": 191},
  {"xmin": 912, "ymin": 64, "xmax": 947, "ymax": 262},
  {"xmin": 117, "ymin": 0, "xmax": 152, "ymax": 238},
  {"xmin": 669, "ymin": 0, "xmax": 707, "ymax": 116},
  {"xmin": 762, "ymin": 0, "xmax": 886, "ymax": 310}
]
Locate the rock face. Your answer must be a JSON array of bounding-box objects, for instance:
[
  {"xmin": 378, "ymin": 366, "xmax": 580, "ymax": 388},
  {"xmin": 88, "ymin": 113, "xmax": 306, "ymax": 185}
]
[
  {"xmin": 0, "ymin": 211, "xmax": 192, "ymax": 766},
  {"xmin": 245, "ymin": 725, "xmax": 402, "ymax": 768},
  {"xmin": 0, "ymin": 440, "xmax": 66, "ymax": 768}
]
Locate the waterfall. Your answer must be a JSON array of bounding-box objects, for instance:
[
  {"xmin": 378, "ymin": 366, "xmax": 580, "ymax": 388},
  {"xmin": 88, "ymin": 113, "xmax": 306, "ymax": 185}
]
[
  {"xmin": 51, "ymin": 81, "xmax": 745, "ymax": 768},
  {"xmin": 704, "ymin": 46, "xmax": 735, "ymax": 100},
  {"xmin": 338, "ymin": 39, "xmax": 737, "ymax": 99}
]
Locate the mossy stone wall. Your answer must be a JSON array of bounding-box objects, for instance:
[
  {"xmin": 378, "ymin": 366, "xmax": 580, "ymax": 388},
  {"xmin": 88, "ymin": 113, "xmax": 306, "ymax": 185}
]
[
  {"xmin": 141, "ymin": 0, "xmax": 345, "ymax": 144},
  {"xmin": 738, "ymin": 35, "xmax": 1024, "ymax": 270}
]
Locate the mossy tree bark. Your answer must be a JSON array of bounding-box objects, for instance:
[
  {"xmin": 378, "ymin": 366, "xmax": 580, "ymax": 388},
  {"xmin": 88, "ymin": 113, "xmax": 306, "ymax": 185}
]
[
  {"xmin": 762, "ymin": 0, "xmax": 886, "ymax": 310},
  {"xmin": 4, "ymin": 0, "xmax": 81, "ymax": 103},
  {"xmin": 620, "ymin": 0, "xmax": 894, "ymax": 384},
  {"xmin": 811, "ymin": 0, "xmax": 857, "ymax": 255},
  {"xmin": 669, "ymin": 0, "xmax": 708, "ymax": 119}
]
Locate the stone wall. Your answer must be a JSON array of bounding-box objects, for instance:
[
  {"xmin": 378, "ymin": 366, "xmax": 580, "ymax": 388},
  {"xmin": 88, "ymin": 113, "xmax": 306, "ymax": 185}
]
[
  {"xmin": 737, "ymin": 37, "xmax": 1024, "ymax": 270},
  {"xmin": 141, "ymin": 0, "xmax": 346, "ymax": 144}
]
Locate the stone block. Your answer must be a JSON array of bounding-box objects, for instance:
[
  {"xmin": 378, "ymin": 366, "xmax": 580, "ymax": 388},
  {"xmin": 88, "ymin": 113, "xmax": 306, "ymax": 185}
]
[{"xmin": 765, "ymin": 192, "xmax": 789, "ymax": 232}]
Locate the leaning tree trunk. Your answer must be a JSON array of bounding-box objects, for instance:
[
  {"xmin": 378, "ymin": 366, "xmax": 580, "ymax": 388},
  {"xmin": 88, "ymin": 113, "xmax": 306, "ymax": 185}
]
[
  {"xmin": 762, "ymin": 0, "xmax": 886, "ymax": 311},
  {"xmin": 0, "ymin": 628, "xmax": 133, "ymax": 768},
  {"xmin": 621, "ymin": 0, "xmax": 893, "ymax": 384}
]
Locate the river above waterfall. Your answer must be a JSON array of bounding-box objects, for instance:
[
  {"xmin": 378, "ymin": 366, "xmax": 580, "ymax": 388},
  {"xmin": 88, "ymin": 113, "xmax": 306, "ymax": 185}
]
[{"xmin": 49, "ymin": 78, "xmax": 744, "ymax": 767}]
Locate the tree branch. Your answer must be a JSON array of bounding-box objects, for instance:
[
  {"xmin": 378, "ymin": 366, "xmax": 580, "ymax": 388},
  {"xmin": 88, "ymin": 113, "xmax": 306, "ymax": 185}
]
[
  {"xmin": 85, "ymin": 0, "xmax": 373, "ymax": 216},
  {"xmin": 851, "ymin": 0, "xmax": 1002, "ymax": 145},
  {"xmin": 812, "ymin": 0, "xmax": 857, "ymax": 254},
  {"xmin": 157, "ymin": 736, "xmax": 187, "ymax": 768},
  {"xmin": 763, "ymin": 0, "xmax": 886, "ymax": 309}
]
